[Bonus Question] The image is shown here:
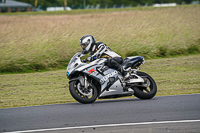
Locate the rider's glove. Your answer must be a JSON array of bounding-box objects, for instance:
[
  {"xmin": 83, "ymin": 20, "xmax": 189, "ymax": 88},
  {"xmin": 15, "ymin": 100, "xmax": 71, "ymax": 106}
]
[
  {"xmin": 90, "ymin": 56, "xmax": 95, "ymax": 62},
  {"xmin": 82, "ymin": 59, "xmax": 88, "ymax": 63}
]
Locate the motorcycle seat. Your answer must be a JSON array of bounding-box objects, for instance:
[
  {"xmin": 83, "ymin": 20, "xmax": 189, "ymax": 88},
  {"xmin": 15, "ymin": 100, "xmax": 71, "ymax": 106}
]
[{"xmin": 122, "ymin": 56, "xmax": 144, "ymax": 69}]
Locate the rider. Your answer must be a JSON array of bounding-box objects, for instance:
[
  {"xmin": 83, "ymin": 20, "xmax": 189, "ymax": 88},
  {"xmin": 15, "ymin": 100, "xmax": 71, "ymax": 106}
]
[{"xmin": 80, "ymin": 35, "xmax": 129, "ymax": 79}]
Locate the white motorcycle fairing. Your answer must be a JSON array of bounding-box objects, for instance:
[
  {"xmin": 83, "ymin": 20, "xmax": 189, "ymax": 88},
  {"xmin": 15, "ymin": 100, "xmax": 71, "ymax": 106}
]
[{"xmin": 67, "ymin": 52, "xmax": 136, "ymax": 98}]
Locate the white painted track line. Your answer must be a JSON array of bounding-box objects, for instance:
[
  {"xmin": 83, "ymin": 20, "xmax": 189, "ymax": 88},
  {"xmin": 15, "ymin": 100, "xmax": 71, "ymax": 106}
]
[{"xmin": 4, "ymin": 119, "xmax": 200, "ymax": 133}]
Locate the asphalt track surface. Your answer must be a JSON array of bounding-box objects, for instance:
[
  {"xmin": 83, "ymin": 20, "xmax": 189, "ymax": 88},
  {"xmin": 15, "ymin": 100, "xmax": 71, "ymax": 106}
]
[{"xmin": 0, "ymin": 94, "xmax": 200, "ymax": 133}]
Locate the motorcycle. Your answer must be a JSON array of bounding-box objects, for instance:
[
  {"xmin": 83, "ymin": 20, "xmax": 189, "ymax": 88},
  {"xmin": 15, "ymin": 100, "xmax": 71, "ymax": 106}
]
[{"xmin": 66, "ymin": 52, "xmax": 157, "ymax": 104}]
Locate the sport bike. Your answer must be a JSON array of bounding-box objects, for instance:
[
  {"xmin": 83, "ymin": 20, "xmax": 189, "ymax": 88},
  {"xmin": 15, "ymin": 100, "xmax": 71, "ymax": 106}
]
[{"xmin": 66, "ymin": 52, "xmax": 157, "ymax": 104}]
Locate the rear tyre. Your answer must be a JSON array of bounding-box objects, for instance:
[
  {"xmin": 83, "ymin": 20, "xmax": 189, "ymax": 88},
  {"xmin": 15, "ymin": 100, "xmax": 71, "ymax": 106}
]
[
  {"xmin": 69, "ymin": 80, "xmax": 98, "ymax": 104},
  {"xmin": 133, "ymin": 71, "xmax": 157, "ymax": 99}
]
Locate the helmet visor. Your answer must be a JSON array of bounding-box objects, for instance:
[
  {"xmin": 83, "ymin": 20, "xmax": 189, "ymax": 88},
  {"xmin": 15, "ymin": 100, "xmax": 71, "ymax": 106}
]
[{"xmin": 80, "ymin": 43, "xmax": 88, "ymax": 49}]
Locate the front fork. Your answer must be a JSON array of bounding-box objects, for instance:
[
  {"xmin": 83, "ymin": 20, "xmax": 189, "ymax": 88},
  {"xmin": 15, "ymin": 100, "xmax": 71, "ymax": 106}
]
[{"xmin": 84, "ymin": 75, "xmax": 89, "ymax": 88}]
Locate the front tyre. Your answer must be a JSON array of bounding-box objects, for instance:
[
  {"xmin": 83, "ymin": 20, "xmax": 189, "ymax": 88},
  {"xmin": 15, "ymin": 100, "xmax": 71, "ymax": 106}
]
[
  {"xmin": 133, "ymin": 71, "xmax": 157, "ymax": 99},
  {"xmin": 69, "ymin": 80, "xmax": 98, "ymax": 104}
]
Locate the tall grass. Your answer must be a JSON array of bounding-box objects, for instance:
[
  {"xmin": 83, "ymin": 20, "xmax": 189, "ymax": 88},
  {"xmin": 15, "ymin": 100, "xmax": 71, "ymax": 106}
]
[{"xmin": 0, "ymin": 6, "xmax": 200, "ymax": 72}]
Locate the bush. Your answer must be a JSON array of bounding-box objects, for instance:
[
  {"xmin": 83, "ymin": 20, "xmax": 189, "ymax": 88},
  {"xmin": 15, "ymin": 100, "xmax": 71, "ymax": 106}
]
[
  {"xmin": 156, "ymin": 46, "xmax": 168, "ymax": 57},
  {"xmin": 187, "ymin": 43, "xmax": 200, "ymax": 54}
]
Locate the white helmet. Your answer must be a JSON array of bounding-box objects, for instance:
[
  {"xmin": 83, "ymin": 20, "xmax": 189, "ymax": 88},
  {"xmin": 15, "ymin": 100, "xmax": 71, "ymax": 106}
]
[{"xmin": 80, "ymin": 35, "xmax": 95, "ymax": 54}]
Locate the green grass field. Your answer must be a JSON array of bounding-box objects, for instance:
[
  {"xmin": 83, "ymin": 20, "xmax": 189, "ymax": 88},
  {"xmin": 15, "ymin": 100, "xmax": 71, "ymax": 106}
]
[
  {"xmin": 0, "ymin": 5, "xmax": 200, "ymax": 73},
  {"xmin": 0, "ymin": 5, "xmax": 200, "ymax": 108},
  {"xmin": 0, "ymin": 55, "xmax": 200, "ymax": 108}
]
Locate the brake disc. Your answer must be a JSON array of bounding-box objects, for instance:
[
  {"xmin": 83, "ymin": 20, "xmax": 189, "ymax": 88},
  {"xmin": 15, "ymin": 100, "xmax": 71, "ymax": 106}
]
[{"xmin": 77, "ymin": 83, "xmax": 93, "ymax": 96}]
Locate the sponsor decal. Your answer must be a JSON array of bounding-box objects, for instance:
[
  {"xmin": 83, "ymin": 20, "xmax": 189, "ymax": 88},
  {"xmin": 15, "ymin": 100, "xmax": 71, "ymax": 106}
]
[
  {"xmin": 88, "ymin": 68, "xmax": 96, "ymax": 75},
  {"xmin": 100, "ymin": 71, "xmax": 118, "ymax": 84}
]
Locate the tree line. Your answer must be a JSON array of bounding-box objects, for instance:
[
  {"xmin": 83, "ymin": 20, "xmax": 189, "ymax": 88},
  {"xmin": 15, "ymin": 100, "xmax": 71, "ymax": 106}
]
[{"xmin": 15, "ymin": 0, "xmax": 195, "ymax": 9}]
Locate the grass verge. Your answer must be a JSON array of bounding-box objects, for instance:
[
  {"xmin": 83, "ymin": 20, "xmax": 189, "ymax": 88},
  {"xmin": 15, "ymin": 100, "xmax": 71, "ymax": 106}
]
[
  {"xmin": 0, "ymin": 5, "xmax": 200, "ymax": 73},
  {"xmin": 0, "ymin": 54, "xmax": 199, "ymax": 108}
]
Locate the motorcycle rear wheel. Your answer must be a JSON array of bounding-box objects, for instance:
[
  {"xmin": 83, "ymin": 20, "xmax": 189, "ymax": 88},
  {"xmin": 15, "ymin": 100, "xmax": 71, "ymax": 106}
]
[
  {"xmin": 132, "ymin": 71, "xmax": 157, "ymax": 99},
  {"xmin": 69, "ymin": 80, "xmax": 98, "ymax": 104}
]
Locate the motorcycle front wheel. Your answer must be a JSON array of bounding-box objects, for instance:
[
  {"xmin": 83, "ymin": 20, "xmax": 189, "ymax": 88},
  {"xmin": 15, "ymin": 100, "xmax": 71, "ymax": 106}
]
[
  {"xmin": 69, "ymin": 80, "xmax": 98, "ymax": 104},
  {"xmin": 132, "ymin": 71, "xmax": 157, "ymax": 99}
]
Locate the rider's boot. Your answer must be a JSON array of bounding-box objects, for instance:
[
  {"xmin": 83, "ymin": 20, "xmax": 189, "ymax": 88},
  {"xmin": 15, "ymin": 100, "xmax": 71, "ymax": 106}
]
[{"xmin": 121, "ymin": 68, "xmax": 130, "ymax": 80}]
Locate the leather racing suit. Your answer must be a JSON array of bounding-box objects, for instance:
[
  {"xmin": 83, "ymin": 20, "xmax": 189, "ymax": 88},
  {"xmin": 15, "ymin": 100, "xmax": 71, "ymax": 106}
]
[{"xmin": 84, "ymin": 42, "xmax": 124, "ymax": 75}]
